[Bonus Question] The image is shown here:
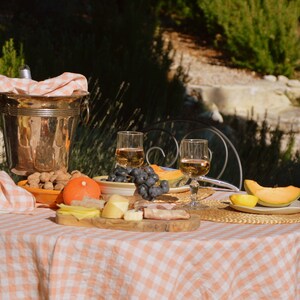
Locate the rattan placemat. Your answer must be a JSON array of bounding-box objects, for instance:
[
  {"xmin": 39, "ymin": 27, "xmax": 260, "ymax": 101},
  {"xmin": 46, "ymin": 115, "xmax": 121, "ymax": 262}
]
[
  {"xmin": 154, "ymin": 189, "xmax": 214, "ymax": 204},
  {"xmin": 189, "ymin": 198, "xmax": 300, "ymax": 224}
]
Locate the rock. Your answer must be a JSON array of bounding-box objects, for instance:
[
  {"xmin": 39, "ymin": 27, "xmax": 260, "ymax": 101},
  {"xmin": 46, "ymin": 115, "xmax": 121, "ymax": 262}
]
[
  {"xmin": 263, "ymin": 75, "xmax": 277, "ymax": 82},
  {"xmin": 287, "ymin": 79, "xmax": 300, "ymax": 88},
  {"xmin": 189, "ymin": 83, "xmax": 292, "ymax": 119},
  {"xmin": 278, "ymin": 75, "xmax": 289, "ymax": 83},
  {"xmin": 186, "ymin": 81, "xmax": 300, "ymax": 153},
  {"xmin": 199, "ymin": 103, "xmax": 224, "ymax": 123},
  {"xmin": 285, "ymin": 88, "xmax": 300, "ymax": 105}
]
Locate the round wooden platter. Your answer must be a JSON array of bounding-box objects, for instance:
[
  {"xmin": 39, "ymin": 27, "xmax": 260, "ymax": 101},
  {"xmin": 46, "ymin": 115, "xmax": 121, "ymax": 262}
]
[{"xmin": 56, "ymin": 213, "xmax": 200, "ymax": 232}]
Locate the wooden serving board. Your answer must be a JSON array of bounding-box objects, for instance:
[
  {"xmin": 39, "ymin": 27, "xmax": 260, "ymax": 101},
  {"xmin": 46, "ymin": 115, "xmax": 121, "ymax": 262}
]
[{"xmin": 56, "ymin": 213, "xmax": 200, "ymax": 232}]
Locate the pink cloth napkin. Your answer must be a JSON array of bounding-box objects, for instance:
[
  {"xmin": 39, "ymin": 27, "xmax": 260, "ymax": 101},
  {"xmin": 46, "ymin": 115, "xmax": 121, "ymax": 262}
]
[
  {"xmin": 0, "ymin": 72, "xmax": 88, "ymax": 96},
  {"xmin": 0, "ymin": 171, "xmax": 35, "ymax": 213}
]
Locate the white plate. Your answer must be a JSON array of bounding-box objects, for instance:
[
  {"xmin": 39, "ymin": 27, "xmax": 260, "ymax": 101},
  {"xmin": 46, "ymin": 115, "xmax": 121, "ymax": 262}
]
[
  {"xmin": 93, "ymin": 175, "xmax": 189, "ymax": 196},
  {"xmin": 229, "ymin": 200, "xmax": 300, "ymax": 215},
  {"xmin": 169, "ymin": 185, "xmax": 189, "ymax": 193}
]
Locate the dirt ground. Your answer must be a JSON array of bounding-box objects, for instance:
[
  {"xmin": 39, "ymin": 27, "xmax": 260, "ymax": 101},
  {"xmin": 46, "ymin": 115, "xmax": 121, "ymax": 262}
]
[{"xmin": 162, "ymin": 29, "xmax": 263, "ymax": 86}]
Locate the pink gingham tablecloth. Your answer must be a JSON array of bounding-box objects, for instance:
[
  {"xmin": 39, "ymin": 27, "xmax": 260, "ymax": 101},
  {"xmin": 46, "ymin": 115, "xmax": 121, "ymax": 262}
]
[
  {"xmin": 0, "ymin": 72, "xmax": 88, "ymax": 96},
  {"xmin": 0, "ymin": 191, "xmax": 300, "ymax": 300},
  {"xmin": 0, "ymin": 171, "xmax": 35, "ymax": 213}
]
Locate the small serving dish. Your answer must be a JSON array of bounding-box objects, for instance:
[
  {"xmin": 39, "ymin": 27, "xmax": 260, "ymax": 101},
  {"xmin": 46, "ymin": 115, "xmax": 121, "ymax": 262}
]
[
  {"xmin": 229, "ymin": 200, "xmax": 300, "ymax": 215},
  {"xmin": 17, "ymin": 180, "xmax": 64, "ymax": 208},
  {"xmin": 93, "ymin": 176, "xmax": 190, "ymax": 196},
  {"xmin": 93, "ymin": 176, "xmax": 136, "ymax": 196}
]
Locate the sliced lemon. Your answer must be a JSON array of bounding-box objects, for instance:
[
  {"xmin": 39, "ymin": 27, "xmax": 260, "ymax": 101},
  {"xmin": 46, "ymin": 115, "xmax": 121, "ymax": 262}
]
[{"xmin": 229, "ymin": 194, "xmax": 258, "ymax": 208}]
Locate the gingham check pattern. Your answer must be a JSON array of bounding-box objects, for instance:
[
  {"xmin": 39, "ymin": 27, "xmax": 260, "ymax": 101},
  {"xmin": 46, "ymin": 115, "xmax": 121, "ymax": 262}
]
[
  {"xmin": 0, "ymin": 72, "xmax": 88, "ymax": 96},
  {"xmin": 0, "ymin": 192, "xmax": 300, "ymax": 299},
  {"xmin": 0, "ymin": 171, "xmax": 35, "ymax": 213}
]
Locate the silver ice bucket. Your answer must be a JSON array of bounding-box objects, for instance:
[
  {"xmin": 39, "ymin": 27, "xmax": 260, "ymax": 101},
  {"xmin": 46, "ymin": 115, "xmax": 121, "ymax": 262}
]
[{"xmin": 0, "ymin": 92, "xmax": 89, "ymax": 176}]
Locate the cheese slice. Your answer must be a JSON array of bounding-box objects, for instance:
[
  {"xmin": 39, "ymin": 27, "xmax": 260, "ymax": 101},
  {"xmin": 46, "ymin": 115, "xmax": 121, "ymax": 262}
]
[
  {"xmin": 101, "ymin": 194, "xmax": 129, "ymax": 219},
  {"xmin": 57, "ymin": 204, "xmax": 100, "ymax": 220}
]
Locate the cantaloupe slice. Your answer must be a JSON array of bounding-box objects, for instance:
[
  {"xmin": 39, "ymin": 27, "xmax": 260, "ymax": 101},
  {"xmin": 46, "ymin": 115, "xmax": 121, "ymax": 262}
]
[
  {"xmin": 244, "ymin": 180, "xmax": 263, "ymax": 195},
  {"xmin": 150, "ymin": 164, "xmax": 185, "ymax": 188},
  {"xmin": 150, "ymin": 164, "xmax": 165, "ymax": 174},
  {"xmin": 244, "ymin": 179, "xmax": 300, "ymax": 207}
]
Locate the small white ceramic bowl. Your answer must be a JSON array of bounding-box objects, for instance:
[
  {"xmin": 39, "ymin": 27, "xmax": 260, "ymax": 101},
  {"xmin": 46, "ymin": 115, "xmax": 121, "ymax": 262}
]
[
  {"xmin": 93, "ymin": 176, "xmax": 136, "ymax": 196},
  {"xmin": 93, "ymin": 175, "xmax": 190, "ymax": 196}
]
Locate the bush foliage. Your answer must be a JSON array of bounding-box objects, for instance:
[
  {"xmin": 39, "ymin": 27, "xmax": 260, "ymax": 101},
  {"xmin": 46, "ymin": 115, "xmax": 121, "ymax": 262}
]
[
  {"xmin": 198, "ymin": 0, "xmax": 300, "ymax": 76},
  {"xmin": 227, "ymin": 114, "xmax": 300, "ymax": 187},
  {"xmin": 158, "ymin": 0, "xmax": 300, "ymax": 77},
  {"xmin": 0, "ymin": 38, "xmax": 24, "ymax": 77}
]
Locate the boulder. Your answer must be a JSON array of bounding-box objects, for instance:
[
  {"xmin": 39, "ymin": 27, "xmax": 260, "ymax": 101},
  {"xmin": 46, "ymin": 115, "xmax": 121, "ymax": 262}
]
[{"xmin": 186, "ymin": 78, "xmax": 300, "ymax": 152}]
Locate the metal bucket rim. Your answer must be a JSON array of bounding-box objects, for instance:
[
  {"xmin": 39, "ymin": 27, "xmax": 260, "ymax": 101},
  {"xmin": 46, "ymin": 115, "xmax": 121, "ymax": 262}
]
[{"xmin": 0, "ymin": 91, "xmax": 89, "ymax": 101}]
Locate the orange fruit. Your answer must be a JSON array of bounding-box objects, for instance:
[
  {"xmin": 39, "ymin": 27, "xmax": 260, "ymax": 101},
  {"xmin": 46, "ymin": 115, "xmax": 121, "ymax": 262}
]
[{"xmin": 63, "ymin": 176, "xmax": 101, "ymax": 205}]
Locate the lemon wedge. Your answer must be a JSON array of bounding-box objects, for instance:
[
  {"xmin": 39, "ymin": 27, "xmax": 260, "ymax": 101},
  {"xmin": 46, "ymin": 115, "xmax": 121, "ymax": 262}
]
[{"xmin": 229, "ymin": 194, "xmax": 258, "ymax": 208}]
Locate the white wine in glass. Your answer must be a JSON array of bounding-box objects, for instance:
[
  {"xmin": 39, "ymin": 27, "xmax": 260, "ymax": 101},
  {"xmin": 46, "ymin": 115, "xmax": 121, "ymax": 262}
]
[
  {"xmin": 179, "ymin": 139, "xmax": 210, "ymax": 208},
  {"xmin": 115, "ymin": 131, "xmax": 145, "ymax": 168},
  {"xmin": 179, "ymin": 159, "xmax": 210, "ymax": 178}
]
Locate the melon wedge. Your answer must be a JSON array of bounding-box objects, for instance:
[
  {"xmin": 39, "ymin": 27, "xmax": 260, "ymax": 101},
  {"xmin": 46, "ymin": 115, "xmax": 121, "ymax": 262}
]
[
  {"xmin": 244, "ymin": 180, "xmax": 263, "ymax": 195},
  {"xmin": 150, "ymin": 165, "xmax": 185, "ymax": 188},
  {"xmin": 244, "ymin": 179, "xmax": 300, "ymax": 207}
]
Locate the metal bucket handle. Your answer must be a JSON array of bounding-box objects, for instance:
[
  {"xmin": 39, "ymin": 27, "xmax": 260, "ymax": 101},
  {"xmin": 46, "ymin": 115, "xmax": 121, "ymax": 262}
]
[{"xmin": 80, "ymin": 97, "xmax": 90, "ymax": 124}]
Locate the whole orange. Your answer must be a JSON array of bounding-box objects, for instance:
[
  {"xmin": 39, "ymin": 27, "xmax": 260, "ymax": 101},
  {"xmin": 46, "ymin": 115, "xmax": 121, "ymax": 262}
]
[{"xmin": 63, "ymin": 176, "xmax": 101, "ymax": 205}]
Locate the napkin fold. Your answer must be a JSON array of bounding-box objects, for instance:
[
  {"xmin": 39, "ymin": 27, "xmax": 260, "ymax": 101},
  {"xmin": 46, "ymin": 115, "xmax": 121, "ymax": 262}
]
[
  {"xmin": 0, "ymin": 171, "xmax": 35, "ymax": 213},
  {"xmin": 0, "ymin": 72, "xmax": 88, "ymax": 96}
]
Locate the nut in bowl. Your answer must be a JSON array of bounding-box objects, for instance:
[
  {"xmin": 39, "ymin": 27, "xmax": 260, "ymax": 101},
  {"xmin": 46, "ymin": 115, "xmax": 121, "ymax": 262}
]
[
  {"xmin": 18, "ymin": 180, "xmax": 63, "ymax": 208},
  {"xmin": 18, "ymin": 170, "xmax": 88, "ymax": 208}
]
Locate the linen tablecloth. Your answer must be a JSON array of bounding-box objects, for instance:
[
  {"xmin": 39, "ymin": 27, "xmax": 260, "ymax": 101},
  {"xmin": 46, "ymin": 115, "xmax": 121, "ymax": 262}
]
[
  {"xmin": 0, "ymin": 72, "xmax": 88, "ymax": 96},
  {"xmin": 0, "ymin": 191, "xmax": 300, "ymax": 300}
]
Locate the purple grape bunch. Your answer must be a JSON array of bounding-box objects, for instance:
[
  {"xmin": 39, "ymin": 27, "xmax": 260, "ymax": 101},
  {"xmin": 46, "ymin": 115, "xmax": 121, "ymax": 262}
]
[{"xmin": 107, "ymin": 165, "xmax": 169, "ymax": 200}]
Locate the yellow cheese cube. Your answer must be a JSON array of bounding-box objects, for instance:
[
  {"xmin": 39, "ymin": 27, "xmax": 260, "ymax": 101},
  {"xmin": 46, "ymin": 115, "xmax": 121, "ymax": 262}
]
[{"xmin": 101, "ymin": 194, "xmax": 129, "ymax": 219}]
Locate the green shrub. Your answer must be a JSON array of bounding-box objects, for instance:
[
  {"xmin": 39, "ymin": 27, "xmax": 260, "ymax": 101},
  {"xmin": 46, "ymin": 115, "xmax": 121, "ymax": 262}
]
[
  {"xmin": 227, "ymin": 114, "xmax": 300, "ymax": 187},
  {"xmin": 0, "ymin": 38, "xmax": 25, "ymax": 178},
  {"xmin": 156, "ymin": 0, "xmax": 200, "ymax": 26},
  {"xmin": 197, "ymin": 0, "xmax": 300, "ymax": 77},
  {"xmin": 69, "ymin": 80, "xmax": 144, "ymax": 176},
  {"xmin": 0, "ymin": 38, "xmax": 25, "ymax": 77}
]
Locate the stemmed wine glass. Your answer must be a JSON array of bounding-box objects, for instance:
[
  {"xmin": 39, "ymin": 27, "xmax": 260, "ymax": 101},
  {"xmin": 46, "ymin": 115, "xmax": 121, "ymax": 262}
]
[
  {"xmin": 115, "ymin": 131, "xmax": 145, "ymax": 168},
  {"xmin": 179, "ymin": 139, "xmax": 210, "ymax": 208}
]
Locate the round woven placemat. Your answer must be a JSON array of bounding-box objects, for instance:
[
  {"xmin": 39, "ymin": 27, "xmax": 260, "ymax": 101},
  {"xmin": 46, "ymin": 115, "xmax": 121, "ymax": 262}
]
[
  {"xmin": 189, "ymin": 199, "xmax": 300, "ymax": 224},
  {"xmin": 154, "ymin": 189, "xmax": 214, "ymax": 204}
]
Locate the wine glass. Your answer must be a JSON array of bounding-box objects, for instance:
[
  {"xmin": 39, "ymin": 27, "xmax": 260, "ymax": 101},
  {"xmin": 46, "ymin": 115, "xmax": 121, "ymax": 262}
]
[
  {"xmin": 115, "ymin": 131, "xmax": 145, "ymax": 168},
  {"xmin": 179, "ymin": 139, "xmax": 210, "ymax": 208}
]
